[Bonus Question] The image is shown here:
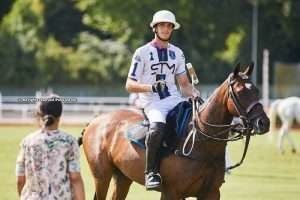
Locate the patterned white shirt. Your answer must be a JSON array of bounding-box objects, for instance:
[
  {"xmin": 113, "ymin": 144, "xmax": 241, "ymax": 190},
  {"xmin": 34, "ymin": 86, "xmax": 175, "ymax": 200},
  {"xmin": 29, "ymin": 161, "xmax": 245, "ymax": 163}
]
[
  {"xmin": 16, "ymin": 129, "xmax": 80, "ymax": 200},
  {"xmin": 128, "ymin": 42, "xmax": 186, "ymax": 107}
]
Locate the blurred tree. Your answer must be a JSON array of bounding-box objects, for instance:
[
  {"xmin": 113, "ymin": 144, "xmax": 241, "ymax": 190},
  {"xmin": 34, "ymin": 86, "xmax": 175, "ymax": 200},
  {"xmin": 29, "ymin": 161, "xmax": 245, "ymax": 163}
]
[
  {"xmin": 0, "ymin": 0, "xmax": 299, "ymax": 86},
  {"xmin": 0, "ymin": 0, "xmax": 15, "ymax": 22},
  {"xmin": 0, "ymin": 0, "xmax": 43, "ymax": 85},
  {"xmin": 68, "ymin": 32, "xmax": 131, "ymax": 83},
  {"xmin": 43, "ymin": 0, "xmax": 85, "ymax": 46},
  {"xmin": 77, "ymin": 0, "xmax": 250, "ymax": 82},
  {"xmin": 247, "ymin": 0, "xmax": 300, "ymax": 82},
  {"xmin": 0, "ymin": 31, "xmax": 38, "ymax": 85},
  {"xmin": 0, "ymin": 0, "xmax": 131, "ymax": 85}
]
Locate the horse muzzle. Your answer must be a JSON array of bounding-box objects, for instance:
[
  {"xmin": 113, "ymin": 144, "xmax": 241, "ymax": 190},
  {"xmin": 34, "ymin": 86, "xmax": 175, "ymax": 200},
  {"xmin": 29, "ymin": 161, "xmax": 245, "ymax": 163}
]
[{"xmin": 251, "ymin": 115, "xmax": 270, "ymax": 135}]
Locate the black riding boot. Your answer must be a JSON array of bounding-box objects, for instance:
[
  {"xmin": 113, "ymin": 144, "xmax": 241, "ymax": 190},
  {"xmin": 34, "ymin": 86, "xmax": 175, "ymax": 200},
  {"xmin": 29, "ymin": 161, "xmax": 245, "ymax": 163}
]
[{"xmin": 145, "ymin": 122, "xmax": 165, "ymax": 190}]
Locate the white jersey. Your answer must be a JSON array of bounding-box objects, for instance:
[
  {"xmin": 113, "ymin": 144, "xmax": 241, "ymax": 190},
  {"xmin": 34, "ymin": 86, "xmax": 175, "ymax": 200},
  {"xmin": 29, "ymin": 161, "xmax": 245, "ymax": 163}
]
[{"xmin": 128, "ymin": 42, "xmax": 186, "ymax": 107}]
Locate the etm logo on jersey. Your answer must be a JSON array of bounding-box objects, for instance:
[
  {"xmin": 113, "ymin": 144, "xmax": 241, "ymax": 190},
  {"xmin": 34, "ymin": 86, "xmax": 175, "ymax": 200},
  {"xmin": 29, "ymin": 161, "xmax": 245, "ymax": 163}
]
[
  {"xmin": 150, "ymin": 63, "xmax": 176, "ymax": 75},
  {"xmin": 169, "ymin": 50, "xmax": 176, "ymax": 60}
]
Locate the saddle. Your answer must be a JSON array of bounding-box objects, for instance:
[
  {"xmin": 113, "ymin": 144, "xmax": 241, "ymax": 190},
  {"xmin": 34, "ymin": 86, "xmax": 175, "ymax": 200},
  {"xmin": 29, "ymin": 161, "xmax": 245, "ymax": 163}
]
[{"xmin": 126, "ymin": 101, "xmax": 193, "ymax": 154}]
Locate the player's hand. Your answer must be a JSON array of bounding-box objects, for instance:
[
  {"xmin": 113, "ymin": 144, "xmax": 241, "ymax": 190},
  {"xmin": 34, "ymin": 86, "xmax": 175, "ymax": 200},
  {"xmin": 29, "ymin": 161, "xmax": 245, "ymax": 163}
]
[
  {"xmin": 152, "ymin": 80, "xmax": 168, "ymax": 94},
  {"xmin": 152, "ymin": 80, "xmax": 170, "ymax": 99}
]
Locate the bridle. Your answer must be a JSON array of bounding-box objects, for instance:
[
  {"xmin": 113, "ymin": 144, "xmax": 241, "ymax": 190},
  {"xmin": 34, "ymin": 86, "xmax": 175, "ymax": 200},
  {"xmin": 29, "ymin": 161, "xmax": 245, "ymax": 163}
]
[
  {"xmin": 227, "ymin": 74, "xmax": 265, "ymax": 127},
  {"xmin": 195, "ymin": 73, "xmax": 264, "ymax": 141},
  {"xmin": 182, "ymin": 73, "xmax": 265, "ymax": 170}
]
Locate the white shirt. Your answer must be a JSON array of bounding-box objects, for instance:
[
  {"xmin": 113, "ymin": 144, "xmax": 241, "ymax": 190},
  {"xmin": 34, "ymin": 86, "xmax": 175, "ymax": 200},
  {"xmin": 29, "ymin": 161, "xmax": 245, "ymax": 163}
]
[{"xmin": 128, "ymin": 42, "xmax": 186, "ymax": 107}]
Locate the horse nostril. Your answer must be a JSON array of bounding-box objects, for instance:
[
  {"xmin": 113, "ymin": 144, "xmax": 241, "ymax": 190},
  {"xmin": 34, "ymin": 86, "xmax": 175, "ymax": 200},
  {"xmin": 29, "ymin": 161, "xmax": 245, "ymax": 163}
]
[
  {"xmin": 256, "ymin": 119, "xmax": 263, "ymax": 128},
  {"xmin": 255, "ymin": 117, "xmax": 270, "ymax": 133}
]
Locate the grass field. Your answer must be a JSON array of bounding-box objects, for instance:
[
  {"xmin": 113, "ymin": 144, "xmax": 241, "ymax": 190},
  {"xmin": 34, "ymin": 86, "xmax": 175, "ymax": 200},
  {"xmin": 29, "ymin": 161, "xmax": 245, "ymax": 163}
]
[{"xmin": 0, "ymin": 125, "xmax": 299, "ymax": 200}]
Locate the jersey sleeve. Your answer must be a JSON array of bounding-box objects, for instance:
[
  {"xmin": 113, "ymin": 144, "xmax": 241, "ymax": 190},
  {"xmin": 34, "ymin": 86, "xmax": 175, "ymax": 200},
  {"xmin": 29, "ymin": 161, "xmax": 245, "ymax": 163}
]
[
  {"xmin": 127, "ymin": 48, "xmax": 144, "ymax": 81},
  {"xmin": 16, "ymin": 139, "xmax": 26, "ymax": 176},
  {"xmin": 175, "ymin": 49, "xmax": 186, "ymax": 75},
  {"xmin": 66, "ymin": 137, "xmax": 81, "ymax": 172}
]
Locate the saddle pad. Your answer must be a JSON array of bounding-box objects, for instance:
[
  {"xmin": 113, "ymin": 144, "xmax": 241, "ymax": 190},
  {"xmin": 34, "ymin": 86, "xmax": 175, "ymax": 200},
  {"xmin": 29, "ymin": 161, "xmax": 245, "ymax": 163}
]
[
  {"xmin": 166, "ymin": 101, "xmax": 192, "ymax": 138},
  {"xmin": 125, "ymin": 122, "xmax": 148, "ymax": 148},
  {"xmin": 126, "ymin": 101, "xmax": 193, "ymax": 150}
]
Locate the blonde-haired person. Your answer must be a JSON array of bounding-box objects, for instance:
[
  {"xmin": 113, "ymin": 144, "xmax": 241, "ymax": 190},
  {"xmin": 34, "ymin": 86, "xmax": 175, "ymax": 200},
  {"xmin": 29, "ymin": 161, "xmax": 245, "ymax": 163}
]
[{"xmin": 16, "ymin": 95, "xmax": 85, "ymax": 200}]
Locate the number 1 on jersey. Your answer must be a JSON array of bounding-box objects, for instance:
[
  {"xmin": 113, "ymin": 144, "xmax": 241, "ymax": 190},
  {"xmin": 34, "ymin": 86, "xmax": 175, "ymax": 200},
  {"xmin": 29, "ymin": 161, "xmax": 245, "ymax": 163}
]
[{"xmin": 130, "ymin": 63, "xmax": 138, "ymax": 77}]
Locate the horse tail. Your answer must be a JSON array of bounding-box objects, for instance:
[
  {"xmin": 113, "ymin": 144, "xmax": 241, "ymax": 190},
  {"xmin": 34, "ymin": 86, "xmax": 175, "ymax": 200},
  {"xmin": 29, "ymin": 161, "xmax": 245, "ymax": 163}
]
[
  {"xmin": 268, "ymin": 99, "xmax": 281, "ymax": 141},
  {"xmin": 78, "ymin": 122, "xmax": 90, "ymax": 146}
]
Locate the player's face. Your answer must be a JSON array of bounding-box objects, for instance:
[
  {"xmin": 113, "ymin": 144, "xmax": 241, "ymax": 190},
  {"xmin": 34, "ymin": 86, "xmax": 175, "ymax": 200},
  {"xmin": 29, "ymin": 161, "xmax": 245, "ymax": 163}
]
[{"xmin": 155, "ymin": 22, "xmax": 174, "ymax": 41}]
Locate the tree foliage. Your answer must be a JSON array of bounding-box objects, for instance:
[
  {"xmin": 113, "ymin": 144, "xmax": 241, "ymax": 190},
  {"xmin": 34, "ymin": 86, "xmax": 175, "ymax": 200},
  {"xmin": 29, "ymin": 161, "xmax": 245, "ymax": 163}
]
[{"xmin": 0, "ymin": 0, "xmax": 299, "ymax": 85}]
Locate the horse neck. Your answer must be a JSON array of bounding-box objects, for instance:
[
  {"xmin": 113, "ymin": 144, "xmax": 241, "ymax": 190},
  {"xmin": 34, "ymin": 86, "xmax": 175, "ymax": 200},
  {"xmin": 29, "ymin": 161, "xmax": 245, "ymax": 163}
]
[
  {"xmin": 194, "ymin": 82, "xmax": 233, "ymax": 156},
  {"xmin": 199, "ymin": 82, "xmax": 233, "ymax": 126}
]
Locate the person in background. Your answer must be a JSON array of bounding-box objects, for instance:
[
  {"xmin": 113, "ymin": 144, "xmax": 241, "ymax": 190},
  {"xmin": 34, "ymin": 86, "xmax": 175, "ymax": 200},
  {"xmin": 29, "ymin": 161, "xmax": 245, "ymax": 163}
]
[{"xmin": 16, "ymin": 95, "xmax": 85, "ymax": 200}]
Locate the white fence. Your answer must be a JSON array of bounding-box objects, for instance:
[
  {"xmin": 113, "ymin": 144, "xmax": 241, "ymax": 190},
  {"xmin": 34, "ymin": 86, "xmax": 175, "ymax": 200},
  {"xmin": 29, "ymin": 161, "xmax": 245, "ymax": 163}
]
[
  {"xmin": 0, "ymin": 94, "xmax": 130, "ymax": 124},
  {"xmin": 0, "ymin": 85, "xmax": 273, "ymax": 125}
]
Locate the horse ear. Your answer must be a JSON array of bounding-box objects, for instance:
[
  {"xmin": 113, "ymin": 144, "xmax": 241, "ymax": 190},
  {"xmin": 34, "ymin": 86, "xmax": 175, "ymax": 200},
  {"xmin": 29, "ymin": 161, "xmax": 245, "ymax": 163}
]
[
  {"xmin": 233, "ymin": 63, "xmax": 241, "ymax": 77},
  {"xmin": 244, "ymin": 62, "xmax": 254, "ymax": 76}
]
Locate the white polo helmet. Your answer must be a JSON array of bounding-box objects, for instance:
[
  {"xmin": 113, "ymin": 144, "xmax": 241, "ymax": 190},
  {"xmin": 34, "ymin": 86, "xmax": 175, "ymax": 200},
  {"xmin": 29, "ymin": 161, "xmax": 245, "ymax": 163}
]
[{"xmin": 150, "ymin": 10, "xmax": 180, "ymax": 30}]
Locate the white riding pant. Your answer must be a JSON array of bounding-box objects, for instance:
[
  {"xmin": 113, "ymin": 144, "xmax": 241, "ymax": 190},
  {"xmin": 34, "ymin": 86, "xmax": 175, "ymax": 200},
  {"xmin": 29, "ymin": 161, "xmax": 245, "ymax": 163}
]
[{"xmin": 144, "ymin": 96, "xmax": 184, "ymax": 124}]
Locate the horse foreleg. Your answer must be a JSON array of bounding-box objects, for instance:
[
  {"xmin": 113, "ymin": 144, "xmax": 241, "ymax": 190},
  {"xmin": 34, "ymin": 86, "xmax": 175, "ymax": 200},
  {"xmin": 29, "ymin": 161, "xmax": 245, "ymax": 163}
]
[
  {"xmin": 278, "ymin": 123, "xmax": 290, "ymax": 154},
  {"xmin": 285, "ymin": 129, "xmax": 297, "ymax": 153},
  {"xmin": 94, "ymin": 175, "xmax": 112, "ymax": 200},
  {"xmin": 92, "ymin": 161, "xmax": 113, "ymax": 200},
  {"xmin": 111, "ymin": 170, "xmax": 133, "ymax": 200}
]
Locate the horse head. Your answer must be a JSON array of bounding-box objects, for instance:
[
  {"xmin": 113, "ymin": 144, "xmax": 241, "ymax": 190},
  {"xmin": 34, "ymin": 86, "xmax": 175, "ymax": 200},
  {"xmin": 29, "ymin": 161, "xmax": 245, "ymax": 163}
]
[{"xmin": 226, "ymin": 63, "xmax": 270, "ymax": 135}]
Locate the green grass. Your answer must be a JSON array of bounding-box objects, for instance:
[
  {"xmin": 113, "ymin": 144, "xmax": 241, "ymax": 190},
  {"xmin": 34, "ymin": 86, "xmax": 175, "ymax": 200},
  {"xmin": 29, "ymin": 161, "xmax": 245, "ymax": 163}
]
[
  {"xmin": 221, "ymin": 132, "xmax": 300, "ymax": 200},
  {"xmin": 1, "ymin": 125, "xmax": 299, "ymax": 199}
]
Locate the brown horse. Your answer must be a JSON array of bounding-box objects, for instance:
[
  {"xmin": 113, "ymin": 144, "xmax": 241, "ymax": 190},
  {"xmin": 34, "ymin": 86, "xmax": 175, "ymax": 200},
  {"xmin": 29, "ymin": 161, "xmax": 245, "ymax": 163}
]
[{"xmin": 81, "ymin": 63, "xmax": 270, "ymax": 200}]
